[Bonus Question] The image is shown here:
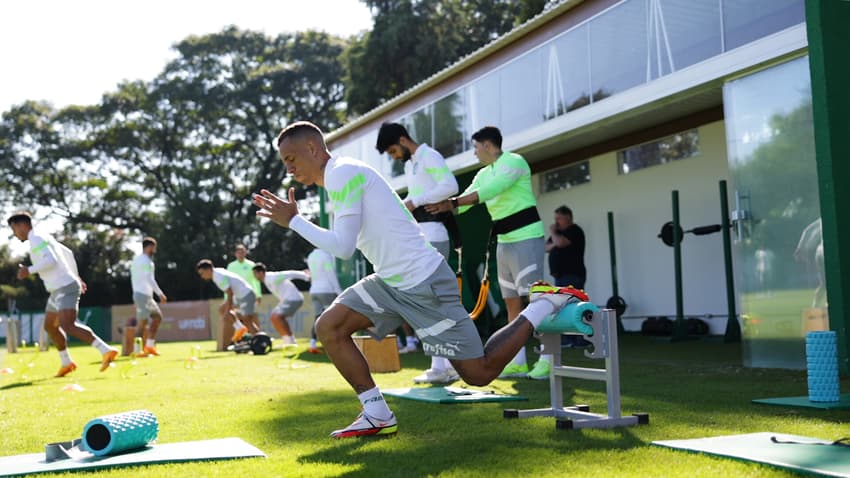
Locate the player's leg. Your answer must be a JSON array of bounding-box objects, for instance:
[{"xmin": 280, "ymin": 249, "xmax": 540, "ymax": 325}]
[{"xmin": 44, "ymin": 309, "xmax": 75, "ymax": 377}]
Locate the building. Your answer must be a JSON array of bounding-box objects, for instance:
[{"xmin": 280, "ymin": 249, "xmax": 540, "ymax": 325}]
[{"xmin": 321, "ymin": 0, "xmax": 849, "ymax": 372}]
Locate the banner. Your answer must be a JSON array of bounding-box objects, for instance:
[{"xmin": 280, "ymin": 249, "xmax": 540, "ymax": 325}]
[{"xmin": 111, "ymin": 300, "xmax": 210, "ymax": 343}]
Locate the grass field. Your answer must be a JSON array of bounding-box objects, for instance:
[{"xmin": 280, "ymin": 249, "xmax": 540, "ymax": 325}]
[{"xmin": 1, "ymin": 335, "xmax": 847, "ymax": 477}]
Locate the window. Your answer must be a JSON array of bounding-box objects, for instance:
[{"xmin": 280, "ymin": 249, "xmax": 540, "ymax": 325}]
[
  {"xmin": 617, "ymin": 129, "xmax": 699, "ymax": 174},
  {"xmin": 541, "ymin": 161, "xmax": 590, "ymax": 193}
]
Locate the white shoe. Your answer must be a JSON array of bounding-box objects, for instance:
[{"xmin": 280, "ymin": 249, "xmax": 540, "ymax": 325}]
[
  {"xmin": 330, "ymin": 412, "xmax": 397, "ymax": 438},
  {"xmin": 413, "ymin": 368, "xmax": 460, "ymax": 384},
  {"xmin": 398, "ymin": 343, "xmax": 417, "ymax": 354},
  {"xmin": 529, "ymin": 281, "xmax": 588, "ymax": 311}
]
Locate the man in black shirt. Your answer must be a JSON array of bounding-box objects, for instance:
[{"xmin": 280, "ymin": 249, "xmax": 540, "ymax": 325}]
[{"xmin": 545, "ymin": 206, "xmax": 588, "ymax": 348}]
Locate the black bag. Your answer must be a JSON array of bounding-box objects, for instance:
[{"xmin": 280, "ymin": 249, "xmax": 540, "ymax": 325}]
[{"xmin": 641, "ymin": 316, "xmax": 673, "ymax": 336}]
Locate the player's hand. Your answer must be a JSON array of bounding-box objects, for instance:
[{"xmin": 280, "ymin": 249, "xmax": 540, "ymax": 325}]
[
  {"xmin": 80, "ymin": 280, "xmax": 88, "ymax": 294},
  {"xmin": 424, "ymin": 199, "xmax": 451, "ymax": 214},
  {"xmin": 405, "ymin": 200, "xmax": 416, "ymax": 212},
  {"xmin": 160, "ymin": 294, "xmax": 168, "ymax": 304},
  {"xmin": 253, "ymin": 188, "xmax": 299, "ymax": 228},
  {"xmin": 16, "ymin": 264, "xmax": 29, "ymax": 280}
]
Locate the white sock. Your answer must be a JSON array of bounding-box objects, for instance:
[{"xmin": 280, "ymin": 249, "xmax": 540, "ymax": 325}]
[
  {"xmin": 233, "ymin": 321, "xmax": 247, "ymax": 331},
  {"xmin": 405, "ymin": 336, "xmax": 416, "ymax": 348},
  {"xmin": 58, "ymin": 349, "xmax": 72, "ymax": 366},
  {"xmin": 146, "ymin": 339, "xmax": 155, "ymax": 348},
  {"xmin": 357, "ymin": 387, "xmax": 392, "ymax": 420},
  {"xmin": 283, "ymin": 335, "xmax": 296, "ymax": 345},
  {"xmin": 511, "ymin": 347, "xmax": 527, "ymax": 366},
  {"xmin": 91, "ymin": 337, "xmax": 112, "ymax": 354},
  {"xmin": 431, "ymin": 356, "xmax": 449, "ymax": 372},
  {"xmin": 310, "ymin": 338, "xmax": 317, "ymax": 348},
  {"xmin": 520, "ymin": 301, "xmax": 556, "ymax": 329}
]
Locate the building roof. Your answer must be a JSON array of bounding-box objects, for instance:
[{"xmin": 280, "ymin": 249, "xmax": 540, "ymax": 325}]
[{"xmin": 325, "ymin": 0, "xmax": 586, "ymax": 144}]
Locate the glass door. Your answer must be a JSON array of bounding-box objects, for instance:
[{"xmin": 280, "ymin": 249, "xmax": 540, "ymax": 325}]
[{"xmin": 723, "ymin": 56, "xmax": 825, "ymax": 369}]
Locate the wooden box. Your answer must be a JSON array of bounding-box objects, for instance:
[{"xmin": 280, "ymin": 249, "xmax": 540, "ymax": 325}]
[{"xmin": 352, "ymin": 334, "xmax": 400, "ymax": 373}]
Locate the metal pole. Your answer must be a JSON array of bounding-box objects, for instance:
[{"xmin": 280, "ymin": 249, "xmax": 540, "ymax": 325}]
[
  {"xmin": 672, "ymin": 190, "xmax": 687, "ymax": 340},
  {"xmin": 719, "ymin": 180, "xmax": 740, "ymax": 342},
  {"xmin": 607, "ymin": 211, "xmax": 625, "ymax": 334}
]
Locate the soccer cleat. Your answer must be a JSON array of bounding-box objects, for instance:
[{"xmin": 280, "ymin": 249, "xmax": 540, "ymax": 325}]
[
  {"xmin": 231, "ymin": 327, "xmax": 247, "ymax": 343},
  {"xmin": 307, "ymin": 347, "xmax": 324, "ymax": 354},
  {"xmin": 527, "ymin": 359, "xmax": 551, "ymax": 380},
  {"xmin": 398, "ymin": 343, "xmax": 417, "ymax": 354},
  {"xmin": 330, "ymin": 412, "xmax": 398, "ymax": 438},
  {"xmin": 100, "ymin": 349, "xmax": 118, "ymax": 372},
  {"xmin": 529, "ymin": 281, "xmax": 588, "ymax": 311},
  {"xmin": 498, "ymin": 362, "xmax": 529, "ymax": 378},
  {"xmin": 143, "ymin": 346, "xmax": 160, "ymax": 356},
  {"xmin": 55, "ymin": 362, "xmax": 78, "ymax": 378},
  {"xmin": 413, "ymin": 368, "xmax": 460, "ymax": 384}
]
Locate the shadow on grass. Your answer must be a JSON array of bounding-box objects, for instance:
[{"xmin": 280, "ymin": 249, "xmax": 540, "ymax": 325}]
[{"xmin": 253, "ymin": 385, "xmax": 645, "ymax": 477}]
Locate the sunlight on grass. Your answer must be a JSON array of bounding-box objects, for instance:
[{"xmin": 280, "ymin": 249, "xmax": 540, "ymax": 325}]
[{"xmin": 0, "ymin": 337, "xmax": 845, "ymax": 477}]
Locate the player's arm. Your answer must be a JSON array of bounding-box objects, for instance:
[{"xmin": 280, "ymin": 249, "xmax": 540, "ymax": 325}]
[{"xmin": 24, "ymin": 237, "xmax": 58, "ymax": 276}]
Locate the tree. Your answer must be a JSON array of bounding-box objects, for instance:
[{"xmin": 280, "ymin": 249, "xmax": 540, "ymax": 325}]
[{"xmin": 345, "ymin": 0, "xmax": 548, "ymax": 115}]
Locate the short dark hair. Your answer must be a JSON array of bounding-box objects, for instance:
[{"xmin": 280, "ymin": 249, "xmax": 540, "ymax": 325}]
[
  {"xmin": 471, "ymin": 126, "xmax": 502, "ymax": 148},
  {"xmin": 234, "ymin": 244, "xmax": 247, "ymax": 252},
  {"xmin": 142, "ymin": 237, "xmax": 157, "ymax": 249},
  {"xmin": 555, "ymin": 206, "xmax": 572, "ymax": 217},
  {"xmin": 275, "ymin": 121, "xmax": 325, "ymax": 148},
  {"xmin": 6, "ymin": 211, "xmax": 33, "ymax": 227},
  {"xmin": 376, "ymin": 122, "xmax": 411, "ymax": 154},
  {"xmin": 252, "ymin": 262, "xmax": 267, "ymax": 272},
  {"xmin": 195, "ymin": 259, "xmax": 214, "ymax": 270}
]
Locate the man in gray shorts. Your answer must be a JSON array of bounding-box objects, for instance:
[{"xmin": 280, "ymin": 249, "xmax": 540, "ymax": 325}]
[
  {"xmin": 306, "ymin": 247, "xmax": 341, "ymax": 353},
  {"xmin": 253, "ymin": 122, "xmax": 581, "ymax": 438},
  {"xmin": 131, "ymin": 237, "xmax": 168, "ymax": 356},
  {"xmin": 196, "ymin": 259, "xmax": 260, "ymax": 343},
  {"xmin": 252, "ymin": 262, "xmax": 309, "ymax": 346},
  {"xmin": 8, "ymin": 212, "xmax": 118, "ymax": 377}
]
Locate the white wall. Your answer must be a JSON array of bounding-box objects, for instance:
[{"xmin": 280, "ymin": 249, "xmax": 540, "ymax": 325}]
[{"xmin": 534, "ymin": 121, "xmax": 733, "ymax": 333}]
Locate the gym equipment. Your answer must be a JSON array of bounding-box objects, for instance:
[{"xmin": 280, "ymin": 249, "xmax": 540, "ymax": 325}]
[
  {"xmin": 0, "ymin": 437, "xmax": 265, "ymax": 476},
  {"xmin": 81, "ymin": 410, "xmax": 159, "ymax": 457},
  {"xmin": 606, "ymin": 211, "xmax": 627, "ymax": 332},
  {"xmin": 653, "ymin": 432, "xmax": 850, "ymax": 477},
  {"xmin": 455, "ymin": 233, "xmax": 493, "ymax": 320},
  {"xmin": 753, "ymin": 394, "xmax": 850, "ymax": 409},
  {"xmin": 807, "ymin": 331, "xmax": 840, "ymax": 402},
  {"xmin": 227, "ymin": 332, "xmax": 273, "ymax": 355},
  {"xmin": 504, "ymin": 307, "xmax": 648, "ymax": 430},
  {"xmin": 657, "ymin": 221, "xmax": 722, "ymax": 247},
  {"xmin": 383, "ymin": 386, "xmax": 528, "ymax": 403}
]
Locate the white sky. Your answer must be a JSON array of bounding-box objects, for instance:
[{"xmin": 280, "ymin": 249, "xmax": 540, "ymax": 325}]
[
  {"xmin": 0, "ymin": 0, "xmax": 373, "ymax": 258},
  {"xmin": 0, "ymin": 0, "xmax": 373, "ymax": 113}
]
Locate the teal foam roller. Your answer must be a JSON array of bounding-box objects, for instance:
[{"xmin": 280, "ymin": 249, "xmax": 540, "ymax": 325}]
[
  {"xmin": 81, "ymin": 410, "xmax": 159, "ymax": 456},
  {"xmin": 536, "ymin": 301, "xmax": 597, "ymax": 335},
  {"xmin": 806, "ymin": 331, "xmax": 840, "ymax": 402}
]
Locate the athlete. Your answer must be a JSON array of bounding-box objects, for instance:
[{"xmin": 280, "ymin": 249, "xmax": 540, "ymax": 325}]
[
  {"xmin": 426, "ymin": 126, "xmax": 550, "ymax": 380},
  {"xmin": 306, "ymin": 247, "xmax": 341, "ymax": 353},
  {"xmin": 130, "ymin": 237, "xmax": 167, "ymax": 356},
  {"xmin": 226, "ymin": 244, "xmax": 263, "ymax": 338},
  {"xmin": 252, "ymin": 262, "xmax": 309, "ymax": 345},
  {"xmin": 196, "ymin": 259, "xmax": 260, "ymax": 343},
  {"xmin": 7, "ymin": 212, "xmax": 118, "ymax": 377},
  {"xmin": 252, "ymin": 122, "xmax": 581, "ymax": 438},
  {"xmin": 376, "ymin": 122, "xmax": 460, "ymax": 384}
]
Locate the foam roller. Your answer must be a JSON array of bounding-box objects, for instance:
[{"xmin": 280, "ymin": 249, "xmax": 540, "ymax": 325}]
[
  {"xmin": 536, "ymin": 301, "xmax": 597, "ymax": 335},
  {"xmin": 806, "ymin": 331, "xmax": 840, "ymax": 402},
  {"xmin": 81, "ymin": 410, "xmax": 159, "ymax": 456}
]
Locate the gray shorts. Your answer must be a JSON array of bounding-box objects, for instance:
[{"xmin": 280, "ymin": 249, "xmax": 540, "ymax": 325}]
[
  {"xmin": 272, "ymin": 299, "xmax": 303, "ymax": 317},
  {"xmin": 310, "ymin": 293, "xmax": 337, "ymax": 317},
  {"xmin": 336, "ymin": 261, "xmax": 483, "ymax": 360},
  {"xmin": 46, "ymin": 282, "xmax": 81, "ymax": 313},
  {"xmin": 134, "ymin": 292, "xmax": 162, "ymax": 320},
  {"xmin": 234, "ymin": 291, "xmax": 257, "ymax": 316},
  {"xmin": 431, "ymin": 240, "xmax": 450, "ymax": 261},
  {"xmin": 496, "ymin": 237, "xmax": 544, "ymax": 298}
]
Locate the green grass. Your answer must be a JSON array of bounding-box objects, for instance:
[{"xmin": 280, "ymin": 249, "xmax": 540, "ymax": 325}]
[{"xmin": 1, "ymin": 336, "xmax": 847, "ymax": 477}]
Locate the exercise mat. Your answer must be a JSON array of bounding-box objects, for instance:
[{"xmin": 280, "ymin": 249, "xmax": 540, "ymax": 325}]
[{"xmin": 383, "ymin": 386, "xmax": 527, "ymax": 403}]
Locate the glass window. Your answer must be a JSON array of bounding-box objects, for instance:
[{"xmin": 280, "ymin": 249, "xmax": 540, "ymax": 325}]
[
  {"xmin": 723, "ymin": 0, "xmax": 805, "ymax": 51},
  {"xmin": 541, "ymin": 160, "xmax": 590, "ymax": 193},
  {"xmin": 646, "ymin": 0, "xmax": 722, "ymax": 80},
  {"xmin": 466, "ymin": 72, "xmax": 500, "ymax": 138},
  {"xmin": 398, "ymin": 106, "xmax": 433, "ymax": 177},
  {"xmin": 499, "ymin": 49, "xmax": 542, "ymax": 136},
  {"xmin": 433, "ymin": 91, "xmax": 467, "ymax": 158},
  {"xmin": 589, "ymin": 0, "xmax": 647, "ymax": 102},
  {"xmin": 617, "ymin": 129, "xmax": 699, "ymax": 174},
  {"xmin": 545, "ymin": 24, "xmax": 591, "ymax": 119}
]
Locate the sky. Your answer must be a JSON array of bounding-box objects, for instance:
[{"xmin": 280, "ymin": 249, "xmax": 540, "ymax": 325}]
[
  {"xmin": 0, "ymin": 0, "xmax": 373, "ymax": 113},
  {"xmin": 0, "ymin": 0, "xmax": 373, "ymax": 257}
]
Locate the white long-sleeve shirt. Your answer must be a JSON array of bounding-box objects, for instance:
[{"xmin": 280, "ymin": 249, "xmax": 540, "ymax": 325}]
[
  {"xmin": 263, "ymin": 270, "xmax": 309, "ymax": 303},
  {"xmin": 307, "ymin": 249, "xmax": 341, "ymax": 294},
  {"xmin": 289, "ymin": 156, "xmax": 443, "ymax": 291},
  {"xmin": 131, "ymin": 253, "xmax": 165, "ymax": 298},
  {"xmin": 26, "ymin": 229, "xmax": 80, "ymax": 292},
  {"xmin": 212, "ymin": 267, "xmax": 254, "ymax": 300},
  {"xmin": 403, "ymin": 143, "xmax": 459, "ymax": 243}
]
